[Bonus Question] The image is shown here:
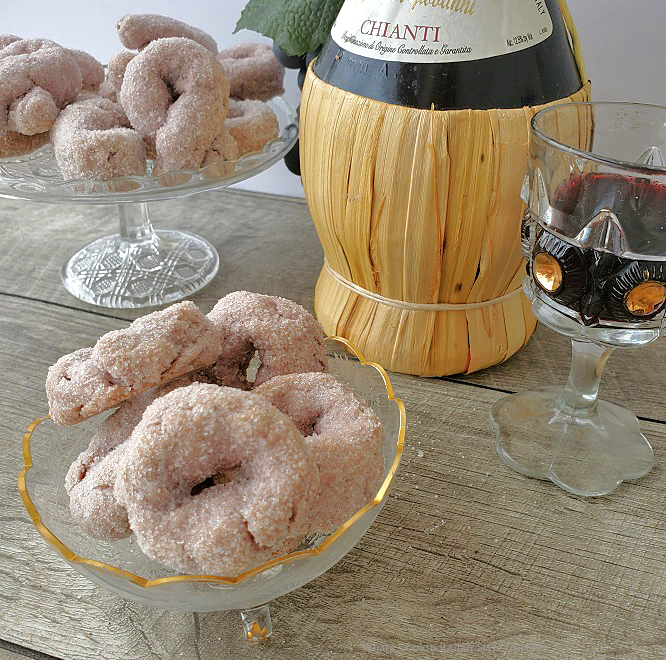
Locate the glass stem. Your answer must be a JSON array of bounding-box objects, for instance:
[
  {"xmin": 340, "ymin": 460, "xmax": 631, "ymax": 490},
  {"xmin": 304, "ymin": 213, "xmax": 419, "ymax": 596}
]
[
  {"xmin": 118, "ymin": 202, "xmax": 157, "ymax": 245},
  {"xmin": 556, "ymin": 339, "xmax": 614, "ymax": 416}
]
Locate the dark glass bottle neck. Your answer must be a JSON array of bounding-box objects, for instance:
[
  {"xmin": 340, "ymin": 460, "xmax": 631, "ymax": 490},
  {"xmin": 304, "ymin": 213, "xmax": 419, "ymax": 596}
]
[{"xmin": 313, "ymin": 0, "xmax": 583, "ymax": 110}]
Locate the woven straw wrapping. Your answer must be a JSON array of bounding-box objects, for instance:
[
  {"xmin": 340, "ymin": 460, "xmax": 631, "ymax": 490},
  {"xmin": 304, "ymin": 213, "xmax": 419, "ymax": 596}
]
[
  {"xmin": 300, "ymin": 0, "xmax": 590, "ymax": 376},
  {"xmin": 300, "ymin": 70, "xmax": 591, "ymax": 377}
]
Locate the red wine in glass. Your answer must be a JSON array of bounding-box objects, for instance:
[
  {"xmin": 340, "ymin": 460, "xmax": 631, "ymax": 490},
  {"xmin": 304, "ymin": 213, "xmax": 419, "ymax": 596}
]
[{"xmin": 527, "ymin": 172, "xmax": 666, "ymax": 327}]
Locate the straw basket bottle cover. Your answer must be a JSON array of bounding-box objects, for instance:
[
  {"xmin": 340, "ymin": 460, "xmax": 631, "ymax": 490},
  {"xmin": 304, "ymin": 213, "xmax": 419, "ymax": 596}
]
[{"xmin": 301, "ymin": 0, "xmax": 590, "ymax": 376}]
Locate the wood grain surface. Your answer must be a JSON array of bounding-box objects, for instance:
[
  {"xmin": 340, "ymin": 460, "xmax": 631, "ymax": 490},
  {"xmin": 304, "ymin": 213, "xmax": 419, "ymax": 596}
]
[
  {"xmin": 0, "ymin": 647, "xmax": 35, "ymax": 660},
  {"xmin": 1, "ymin": 190, "xmax": 665, "ymax": 660}
]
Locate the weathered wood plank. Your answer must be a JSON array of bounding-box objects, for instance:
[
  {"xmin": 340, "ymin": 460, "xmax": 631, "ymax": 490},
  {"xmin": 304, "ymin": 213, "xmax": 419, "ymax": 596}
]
[
  {"xmin": 0, "ymin": 190, "xmax": 321, "ymax": 322},
  {"xmin": 2, "ymin": 189, "xmax": 664, "ymax": 424},
  {"xmin": 2, "ymin": 297, "xmax": 665, "ymax": 660},
  {"xmin": 0, "ymin": 647, "xmax": 39, "ymax": 660}
]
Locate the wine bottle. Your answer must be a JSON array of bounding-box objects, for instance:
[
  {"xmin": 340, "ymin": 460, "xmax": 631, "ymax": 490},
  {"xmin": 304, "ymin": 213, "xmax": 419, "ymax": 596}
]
[
  {"xmin": 301, "ymin": 0, "xmax": 589, "ymax": 377},
  {"xmin": 314, "ymin": 0, "xmax": 582, "ymax": 110}
]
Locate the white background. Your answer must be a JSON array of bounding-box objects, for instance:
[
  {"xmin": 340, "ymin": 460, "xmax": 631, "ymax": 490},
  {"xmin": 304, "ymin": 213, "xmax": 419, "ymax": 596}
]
[{"xmin": 1, "ymin": 0, "xmax": 664, "ymax": 198}]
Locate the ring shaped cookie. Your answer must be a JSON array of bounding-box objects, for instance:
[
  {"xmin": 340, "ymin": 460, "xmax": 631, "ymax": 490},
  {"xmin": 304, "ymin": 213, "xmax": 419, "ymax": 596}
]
[
  {"xmin": 255, "ymin": 372, "xmax": 385, "ymax": 532},
  {"xmin": 46, "ymin": 301, "xmax": 221, "ymax": 425},
  {"xmin": 225, "ymin": 99, "xmax": 278, "ymax": 156},
  {"xmin": 51, "ymin": 97, "xmax": 146, "ymax": 180},
  {"xmin": 217, "ymin": 43, "xmax": 284, "ymax": 101},
  {"xmin": 120, "ymin": 37, "xmax": 230, "ymax": 172},
  {"xmin": 205, "ymin": 291, "xmax": 328, "ymax": 390},
  {"xmin": 116, "ymin": 14, "xmax": 218, "ymax": 54},
  {"xmin": 114, "ymin": 383, "xmax": 319, "ymax": 575},
  {"xmin": 0, "ymin": 38, "xmax": 82, "ymax": 135}
]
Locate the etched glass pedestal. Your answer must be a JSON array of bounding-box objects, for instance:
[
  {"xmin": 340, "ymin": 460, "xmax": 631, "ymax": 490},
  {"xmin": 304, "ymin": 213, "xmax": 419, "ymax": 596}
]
[
  {"xmin": 61, "ymin": 203, "xmax": 219, "ymax": 308},
  {"xmin": 0, "ymin": 96, "xmax": 298, "ymax": 308}
]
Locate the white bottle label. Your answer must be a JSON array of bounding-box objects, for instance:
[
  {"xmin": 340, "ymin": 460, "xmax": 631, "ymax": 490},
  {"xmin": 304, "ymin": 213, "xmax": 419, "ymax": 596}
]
[{"xmin": 331, "ymin": 0, "xmax": 553, "ymax": 63}]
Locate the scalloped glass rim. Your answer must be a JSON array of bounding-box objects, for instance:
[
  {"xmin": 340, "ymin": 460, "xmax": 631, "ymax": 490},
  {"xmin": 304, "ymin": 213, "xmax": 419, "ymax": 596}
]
[
  {"xmin": 0, "ymin": 96, "xmax": 298, "ymax": 205},
  {"xmin": 19, "ymin": 336, "xmax": 406, "ymax": 587}
]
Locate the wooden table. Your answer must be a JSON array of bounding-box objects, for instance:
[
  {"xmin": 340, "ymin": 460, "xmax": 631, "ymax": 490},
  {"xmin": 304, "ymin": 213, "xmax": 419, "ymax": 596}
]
[{"xmin": 1, "ymin": 189, "xmax": 665, "ymax": 660}]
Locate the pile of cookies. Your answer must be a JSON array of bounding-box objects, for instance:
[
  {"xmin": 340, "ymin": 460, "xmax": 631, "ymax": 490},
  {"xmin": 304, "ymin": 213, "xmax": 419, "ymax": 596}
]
[
  {"xmin": 48, "ymin": 292, "xmax": 385, "ymax": 576},
  {"xmin": 0, "ymin": 14, "xmax": 285, "ymax": 179}
]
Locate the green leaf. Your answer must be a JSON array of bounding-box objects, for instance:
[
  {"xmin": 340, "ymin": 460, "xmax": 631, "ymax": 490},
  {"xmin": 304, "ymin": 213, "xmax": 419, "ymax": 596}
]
[{"xmin": 235, "ymin": 0, "xmax": 344, "ymax": 56}]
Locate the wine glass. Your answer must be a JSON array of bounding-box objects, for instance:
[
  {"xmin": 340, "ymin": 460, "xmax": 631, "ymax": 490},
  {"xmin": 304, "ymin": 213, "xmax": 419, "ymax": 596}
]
[{"xmin": 491, "ymin": 102, "xmax": 666, "ymax": 497}]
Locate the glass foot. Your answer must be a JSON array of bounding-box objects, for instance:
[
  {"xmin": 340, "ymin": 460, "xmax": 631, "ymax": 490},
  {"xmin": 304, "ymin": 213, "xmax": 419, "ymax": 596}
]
[
  {"xmin": 61, "ymin": 229, "xmax": 219, "ymax": 308},
  {"xmin": 491, "ymin": 387, "xmax": 655, "ymax": 496},
  {"xmin": 240, "ymin": 604, "xmax": 272, "ymax": 643}
]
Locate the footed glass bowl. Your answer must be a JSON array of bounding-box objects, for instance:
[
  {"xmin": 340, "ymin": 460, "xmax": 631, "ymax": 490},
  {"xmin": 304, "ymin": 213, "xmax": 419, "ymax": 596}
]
[{"xmin": 19, "ymin": 337, "xmax": 405, "ymax": 642}]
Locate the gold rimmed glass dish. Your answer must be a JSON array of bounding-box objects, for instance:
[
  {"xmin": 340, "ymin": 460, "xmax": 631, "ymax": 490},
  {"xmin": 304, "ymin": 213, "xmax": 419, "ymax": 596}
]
[{"xmin": 19, "ymin": 337, "xmax": 405, "ymax": 640}]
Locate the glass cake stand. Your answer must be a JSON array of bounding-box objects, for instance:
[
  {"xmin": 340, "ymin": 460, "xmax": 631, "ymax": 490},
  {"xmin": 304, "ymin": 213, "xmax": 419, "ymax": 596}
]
[
  {"xmin": 0, "ymin": 97, "xmax": 298, "ymax": 308},
  {"xmin": 19, "ymin": 338, "xmax": 405, "ymax": 643}
]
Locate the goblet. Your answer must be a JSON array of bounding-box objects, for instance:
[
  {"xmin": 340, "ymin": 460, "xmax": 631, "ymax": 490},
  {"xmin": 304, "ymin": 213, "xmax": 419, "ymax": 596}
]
[{"xmin": 491, "ymin": 102, "xmax": 666, "ymax": 496}]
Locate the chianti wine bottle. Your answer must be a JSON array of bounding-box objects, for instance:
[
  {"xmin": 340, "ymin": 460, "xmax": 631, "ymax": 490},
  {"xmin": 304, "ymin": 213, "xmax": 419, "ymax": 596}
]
[
  {"xmin": 301, "ymin": 0, "xmax": 589, "ymax": 377},
  {"xmin": 314, "ymin": 0, "xmax": 582, "ymax": 110}
]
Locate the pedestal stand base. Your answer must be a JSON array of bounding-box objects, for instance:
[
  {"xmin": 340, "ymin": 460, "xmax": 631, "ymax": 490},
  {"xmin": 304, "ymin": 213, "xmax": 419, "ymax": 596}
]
[{"xmin": 61, "ymin": 229, "xmax": 219, "ymax": 308}]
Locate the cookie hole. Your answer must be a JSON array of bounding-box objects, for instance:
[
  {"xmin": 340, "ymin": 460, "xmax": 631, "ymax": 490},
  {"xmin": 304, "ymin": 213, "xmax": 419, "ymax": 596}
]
[
  {"xmin": 164, "ymin": 79, "xmax": 180, "ymax": 102},
  {"xmin": 245, "ymin": 349, "xmax": 261, "ymax": 385},
  {"xmin": 302, "ymin": 421, "xmax": 317, "ymax": 436},
  {"xmin": 190, "ymin": 468, "xmax": 241, "ymax": 496},
  {"xmin": 299, "ymin": 415, "xmax": 321, "ymax": 437},
  {"xmin": 190, "ymin": 476, "xmax": 216, "ymax": 497}
]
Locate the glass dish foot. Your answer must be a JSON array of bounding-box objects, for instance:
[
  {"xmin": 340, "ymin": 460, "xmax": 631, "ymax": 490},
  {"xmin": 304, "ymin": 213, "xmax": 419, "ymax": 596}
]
[
  {"xmin": 491, "ymin": 386, "xmax": 655, "ymax": 496},
  {"xmin": 240, "ymin": 604, "xmax": 272, "ymax": 643},
  {"xmin": 60, "ymin": 202, "xmax": 218, "ymax": 308}
]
